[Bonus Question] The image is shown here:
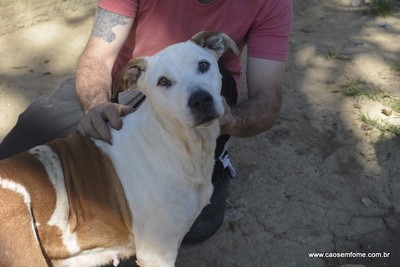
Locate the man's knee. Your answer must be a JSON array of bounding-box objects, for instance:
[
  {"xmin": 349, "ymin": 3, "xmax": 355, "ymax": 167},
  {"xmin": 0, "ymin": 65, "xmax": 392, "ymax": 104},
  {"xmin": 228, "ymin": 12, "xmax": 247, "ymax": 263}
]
[{"xmin": 0, "ymin": 78, "xmax": 82, "ymax": 159}]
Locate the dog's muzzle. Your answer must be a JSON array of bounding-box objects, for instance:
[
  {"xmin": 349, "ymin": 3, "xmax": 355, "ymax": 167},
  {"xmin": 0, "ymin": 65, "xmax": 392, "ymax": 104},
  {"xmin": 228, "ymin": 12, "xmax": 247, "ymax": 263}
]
[{"xmin": 188, "ymin": 90, "xmax": 220, "ymax": 126}]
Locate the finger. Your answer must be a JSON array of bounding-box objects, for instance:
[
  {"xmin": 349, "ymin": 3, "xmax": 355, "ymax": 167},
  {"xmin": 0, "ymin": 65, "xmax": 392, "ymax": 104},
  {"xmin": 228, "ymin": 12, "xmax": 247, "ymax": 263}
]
[
  {"xmin": 91, "ymin": 113, "xmax": 112, "ymax": 143},
  {"xmin": 105, "ymin": 104, "xmax": 134, "ymax": 130},
  {"xmin": 78, "ymin": 116, "xmax": 101, "ymax": 138},
  {"xmin": 103, "ymin": 104, "xmax": 124, "ymax": 130},
  {"xmin": 118, "ymin": 104, "xmax": 135, "ymax": 116}
]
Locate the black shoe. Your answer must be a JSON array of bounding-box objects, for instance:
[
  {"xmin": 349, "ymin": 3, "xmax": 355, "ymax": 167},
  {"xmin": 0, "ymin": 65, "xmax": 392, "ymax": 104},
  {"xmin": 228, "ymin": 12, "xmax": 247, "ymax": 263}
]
[{"xmin": 182, "ymin": 168, "xmax": 231, "ymax": 244}]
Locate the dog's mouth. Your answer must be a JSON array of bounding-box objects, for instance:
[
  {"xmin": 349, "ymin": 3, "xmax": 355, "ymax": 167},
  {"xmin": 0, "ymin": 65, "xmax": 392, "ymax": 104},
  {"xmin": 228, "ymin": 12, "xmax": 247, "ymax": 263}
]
[
  {"xmin": 191, "ymin": 112, "xmax": 220, "ymax": 128},
  {"xmin": 200, "ymin": 115, "xmax": 218, "ymax": 126}
]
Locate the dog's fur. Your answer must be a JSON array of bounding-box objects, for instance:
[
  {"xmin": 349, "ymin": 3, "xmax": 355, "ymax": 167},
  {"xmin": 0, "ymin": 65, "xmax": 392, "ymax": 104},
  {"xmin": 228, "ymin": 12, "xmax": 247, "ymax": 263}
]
[{"xmin": 0, "ymin": 32, "xmax": 238, "ymax": 267}]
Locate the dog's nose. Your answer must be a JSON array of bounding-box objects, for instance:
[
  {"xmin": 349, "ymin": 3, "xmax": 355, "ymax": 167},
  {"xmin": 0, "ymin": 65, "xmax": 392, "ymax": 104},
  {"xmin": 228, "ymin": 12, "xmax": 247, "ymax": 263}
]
[{"xmin": 188, "ymin": 90, "xmax": 213, "ymax": 112}]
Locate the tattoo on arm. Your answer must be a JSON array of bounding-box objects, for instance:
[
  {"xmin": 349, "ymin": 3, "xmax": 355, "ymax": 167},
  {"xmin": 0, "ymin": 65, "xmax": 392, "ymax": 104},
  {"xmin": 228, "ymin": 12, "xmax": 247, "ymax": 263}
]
[{"xmin": 91, "ymin": 8, "xmax": 130, "ymax": 43}]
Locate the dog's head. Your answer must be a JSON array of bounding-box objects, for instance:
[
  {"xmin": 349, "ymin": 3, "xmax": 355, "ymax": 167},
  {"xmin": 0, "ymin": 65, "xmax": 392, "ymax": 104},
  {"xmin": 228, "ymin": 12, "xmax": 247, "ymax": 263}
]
[{"xmin": 113, "ymin": 31, "xmax": 239, "ymax": 128}]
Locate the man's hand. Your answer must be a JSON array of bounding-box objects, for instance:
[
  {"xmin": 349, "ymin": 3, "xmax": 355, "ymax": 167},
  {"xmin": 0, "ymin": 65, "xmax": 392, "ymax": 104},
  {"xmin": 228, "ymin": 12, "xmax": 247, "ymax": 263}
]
[{"xmin": 78, "ymin": 102, "xmax": 134, "ymax": 144}]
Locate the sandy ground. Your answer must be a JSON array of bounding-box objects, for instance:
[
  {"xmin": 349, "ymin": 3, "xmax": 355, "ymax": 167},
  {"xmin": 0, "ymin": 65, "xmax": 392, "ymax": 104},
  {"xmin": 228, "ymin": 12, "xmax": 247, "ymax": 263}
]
[{"xmin": 1, "ymin": 1, "xmax": 400, "ymax": 266}]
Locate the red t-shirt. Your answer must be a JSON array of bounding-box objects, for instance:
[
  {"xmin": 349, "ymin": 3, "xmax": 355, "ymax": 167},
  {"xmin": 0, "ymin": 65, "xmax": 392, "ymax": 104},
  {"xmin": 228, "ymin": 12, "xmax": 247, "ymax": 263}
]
[{"xmin": 98, "ymin": 0, "xmax": 292, "ymax": 90}]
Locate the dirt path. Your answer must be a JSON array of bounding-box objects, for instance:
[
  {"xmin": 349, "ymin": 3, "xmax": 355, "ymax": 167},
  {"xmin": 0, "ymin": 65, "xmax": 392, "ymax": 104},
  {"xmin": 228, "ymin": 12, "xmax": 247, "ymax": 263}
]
[{"xmin": 1, "ymin": 1, "xmax": 399, "ymax": 266}]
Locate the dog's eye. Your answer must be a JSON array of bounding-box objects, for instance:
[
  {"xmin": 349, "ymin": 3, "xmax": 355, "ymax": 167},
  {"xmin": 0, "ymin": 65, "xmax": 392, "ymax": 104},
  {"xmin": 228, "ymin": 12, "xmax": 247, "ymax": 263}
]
[
  {"xmin": 198, "ymin": 61, "xmax": 210, "ymax": 73},
  {"xmin": 157, "ymin": 76, "xmax": 172, "ymax": 87}
]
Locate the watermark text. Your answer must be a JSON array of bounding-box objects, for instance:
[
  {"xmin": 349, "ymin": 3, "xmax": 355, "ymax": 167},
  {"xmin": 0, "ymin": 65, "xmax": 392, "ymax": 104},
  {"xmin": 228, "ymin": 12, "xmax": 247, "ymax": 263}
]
[{"xmin": 308, "ymin": 252, "xmax": 390, "ymax": 258}]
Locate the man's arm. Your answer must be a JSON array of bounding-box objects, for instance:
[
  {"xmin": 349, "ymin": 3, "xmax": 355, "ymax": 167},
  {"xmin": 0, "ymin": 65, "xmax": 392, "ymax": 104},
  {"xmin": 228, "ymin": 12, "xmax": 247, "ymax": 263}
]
[
  {"xmin": 75, "ymin": 7, "xmax": 134, "ymax": 143},
  {"xmin": 219, "ymin": 57, "xmax": 285, "ymax": 137}
]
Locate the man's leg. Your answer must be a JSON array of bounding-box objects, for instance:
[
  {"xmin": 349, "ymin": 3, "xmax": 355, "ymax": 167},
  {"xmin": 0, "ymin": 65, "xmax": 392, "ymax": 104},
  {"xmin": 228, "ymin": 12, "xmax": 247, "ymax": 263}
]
[
  {"xmin": 0, "ymin": 79, "xmax": 146, "ymax": 161},
  {"xmin": 183, "ymin": 64, "xmax": 238, "ymax": 243},
  {"xmin": 0, "ymin": 78, "xmax": 83, "ymax": 160}
]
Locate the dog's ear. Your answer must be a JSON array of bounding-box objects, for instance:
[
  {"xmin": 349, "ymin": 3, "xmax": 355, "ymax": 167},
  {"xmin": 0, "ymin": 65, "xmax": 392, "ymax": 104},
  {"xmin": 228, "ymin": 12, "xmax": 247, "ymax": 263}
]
[
  {"xmin": 123, "ymin": 58, "xmax": 147, "ymax": 90},
  {"xmin": 111, "ymin": 57, "xmax": 147, "ymax": 102},
  {"xmin": 190, "ymin": 31, "xmax": 240, "ymax": 59}
]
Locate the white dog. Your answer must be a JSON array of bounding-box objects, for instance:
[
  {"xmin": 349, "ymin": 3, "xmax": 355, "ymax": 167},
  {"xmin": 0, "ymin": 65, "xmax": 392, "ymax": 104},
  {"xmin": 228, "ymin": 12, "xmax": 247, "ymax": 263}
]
[{"xmin": 0, "ymin": 31, "xmax": 239, "ymax": 267}]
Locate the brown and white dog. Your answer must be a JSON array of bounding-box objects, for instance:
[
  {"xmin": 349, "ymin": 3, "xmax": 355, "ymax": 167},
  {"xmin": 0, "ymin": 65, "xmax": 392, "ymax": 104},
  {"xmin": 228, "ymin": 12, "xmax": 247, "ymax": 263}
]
[{"xmin": 0, "ymin": 32, "xmax": 239, "ymax": 267}]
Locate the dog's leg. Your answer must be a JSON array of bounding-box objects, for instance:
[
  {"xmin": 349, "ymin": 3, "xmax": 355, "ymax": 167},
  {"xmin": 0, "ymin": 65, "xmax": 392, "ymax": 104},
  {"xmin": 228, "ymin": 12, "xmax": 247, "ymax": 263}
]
[
  {"xmin": 0, "ymin": 183, "xmax": 49, "ymax": 267},
  {"xmin": 133, "ymin": 218, "xmax": 184, "ymax": 267},
  {"xmin": 135, "ymin": 246, "xmax": 177, "ymax": 267},
  {"xmin": 133, "ymin": 203, "xmax": 199, "ymax": 267}
]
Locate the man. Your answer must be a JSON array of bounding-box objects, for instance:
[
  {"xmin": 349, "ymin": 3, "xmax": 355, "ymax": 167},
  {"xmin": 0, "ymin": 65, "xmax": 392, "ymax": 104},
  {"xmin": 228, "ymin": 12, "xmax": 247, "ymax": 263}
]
[{"xmin": 0, "ymin": 0, "xmax": 292, "ymax": 243}]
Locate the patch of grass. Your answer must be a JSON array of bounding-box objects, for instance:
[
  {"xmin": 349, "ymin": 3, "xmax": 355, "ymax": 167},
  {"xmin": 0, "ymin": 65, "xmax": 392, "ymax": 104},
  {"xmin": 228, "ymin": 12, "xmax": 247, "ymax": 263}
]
[
  {"xmin": 385, "ymin": 96, "xmax": 400, "ymax": 113},
  {"xmin": 335, "ymin": 78, "xmax": 381, "ymax": 100},
  {"xmin": 392, "ymin": 62, "xmax": 400, "ymax": 72},
  {"xmin": 331, "ymin": 78, "xmax": 400, "ymax": 113},
  {"xmin": 359, "ymin": 112, "xmax": 400, "ymax": 137},
  {"xmin": 370, "ymin": 0, "xmax": 397, "ymax": 16},
  {"xmin": 380, "ymin": 92, "xmax": 400, "ymax": 113},
  {"xmin": 331, "ymin": 77, "xmax": 400, "ymax": 137},
  {"xmin": 325, "ymin": 48, "xmax": 352, "ymax": 62},
  {"xmin": 326, "ymin": 49, "xmax": 337, "ymax": 61}
]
